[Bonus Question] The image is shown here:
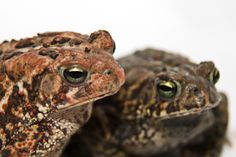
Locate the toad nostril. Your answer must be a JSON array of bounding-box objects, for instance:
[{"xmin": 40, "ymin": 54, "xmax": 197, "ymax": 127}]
[
  {"xmin": 104, "ymin": 69, "xmax": 112, "ymax": 75},
  {"xmin": 193, "ymin": 87, "xmax": 200, "ymax": 95}
]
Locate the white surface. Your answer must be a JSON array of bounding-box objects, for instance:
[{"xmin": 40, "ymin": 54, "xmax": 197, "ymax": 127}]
[{"xmin": 0, "ymin": 0, "xmax": 235, "ymax": 156}]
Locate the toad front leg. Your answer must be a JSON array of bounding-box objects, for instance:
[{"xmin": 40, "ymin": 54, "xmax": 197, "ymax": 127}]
[{"xmin": 181, "ymin": 92, "xmax": 228, "ymax": 157}]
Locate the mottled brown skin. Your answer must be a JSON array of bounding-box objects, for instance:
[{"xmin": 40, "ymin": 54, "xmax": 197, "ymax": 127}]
[
  {"xmin": 0, "ymin": 30, "xmax": 125, "ymax": 157},
  {"xmin": 64, "ymin": 48, "xmax": 228, "ymax": 157}
]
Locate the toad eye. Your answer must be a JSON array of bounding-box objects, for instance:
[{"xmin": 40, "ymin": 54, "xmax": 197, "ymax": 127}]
[
  {"xmin": 208, "ymin": 68, "xmax": 220, "ymax": 84},
  {"xmin": 157, "ymin": 80, "xmax": 180, "ymax": 99},
  {"xmin": 60, "ymin": 67, "xmax": 88, "ymax": 84}
]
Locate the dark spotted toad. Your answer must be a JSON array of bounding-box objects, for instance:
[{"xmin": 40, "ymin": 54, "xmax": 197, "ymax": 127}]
[
  {"xmin": 0, "ymin": 30, "xmax": 125, "ymax": 157},
  {"xmin": 65, "ymin": 48, "xmax": 228, "ymax": 157}
]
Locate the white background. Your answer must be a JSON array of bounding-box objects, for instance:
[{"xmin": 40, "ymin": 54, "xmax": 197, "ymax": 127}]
[{"xmin": 0, "ymin": 0, "xmax": 235, "ymax": 156}]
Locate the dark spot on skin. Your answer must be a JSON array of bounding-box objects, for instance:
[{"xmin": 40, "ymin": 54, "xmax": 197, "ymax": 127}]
[
  {"xmin": 0, "ymin": 84, "xmax": 6, "ymax": 100},
  {"xmin": 37, "ymin": 123, "xmax": 47, "ymax": 133},
  {"xmin": 2, "ymin": 40, "xmax": 9, "ymax": 43},
  {"xmin": 42, "ymin": 43, "xmax": 50, "ymax": 48},
  {"xmin": 60, "ymin": 85, "xmax": 70, "ymax": 93},
  {"xmin": 0, "ymin": 138, "xmax": 2, "ymax": 149},
  {"xmin": 12, "ymin": 85, "xmax": 19, "ymax": 97},
  {"xmin": 88, "ymin": 33, "xmax": 99, "ymax": 43},
  {"xmin": 2, "ymin": 51, "xmax": 24, "ymax": 60},
  {"xmin": 26, "ymin": 69, "xmax": 48, "ymax": 102},
  {"xmin": 5, "ymin": 68, "xmax": 24, "ymax": 82},
  {"xmin": 23, "ymin": 81, "xmax": 30, "ymax": 90},
  {"xmin": 75, "ymin": 116, "xmax": 83, "ymax": 124},
  {"xmin": 0, "ymin": 113, "xmax": 6, "ymax": 132},
  {"xmin": 193, "ymin": 87, "xmax": 200, "ymax": 96},
  {"xmin": 84, "ymin": 47, "xmax": 91, "ymax": 53},
  {"xmin": 51, "ymin": 37, "xmax": 71, "ymax": 45},
  {"xmin": 33, "ymin": 133, "xmax": 39, "ymax": 139},
  {"xmin": 16, "ymin": 132, "xmax": 28, "ymax": 141},
  {"xmin": 1, "ymin": 149, "xmax": 11, "ymax": 157},
  {"xmin": 15, "ymin": 40, "xmax": 34, "ymax": 49},
  {"xmin": 38, "ymin": 49, "xmax": 59, "ymax": 59},
  {"xmin": 0, "ymin": 64, "xmax": 6, "ymax": 76},
  {"xmin": 62, "ymin": 128, "xmax": 67, "ymax": 135},
  {"xmin": 166, "ymin": 102, "xmax": 178, "ymax": 113},
  {"xmin": 161, "ymin": 67, "xmax": 167, "ymax": 71},
  {"xmin": 18, "ymin": 148, "xmax": 30, "ymax": 154},
  {"xmin": 52, "ymin": 85, "xmax": 69, "ymax": 105},
  {"xmin": 6, "ymin": 71, "xmax": 16, "ymax": 82},
  {"xmin": 5, "ymin": 129, "xmax": 12, "ymax": 144}
]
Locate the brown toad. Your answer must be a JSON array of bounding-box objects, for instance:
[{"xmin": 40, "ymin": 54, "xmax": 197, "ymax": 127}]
[
  {"xmin": 64, "ymin": 48, "xmax": 228, "ymax": 157},
  {"xmin": 0, "ymin": 30, "xmax": 125, "ymax": 157}
]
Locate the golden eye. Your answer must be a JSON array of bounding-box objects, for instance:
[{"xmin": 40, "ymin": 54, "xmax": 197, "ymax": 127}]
[
  {"xmin": 60, "ymin": 66, "xmax": 88, "ymax": 84},
  {"xmin": 208, "ymin": 68, "xmax": 220, "ymax": 84},
  {"xmin": 157, "ymin": 80, "xmax": 180, "ymax": 99}
]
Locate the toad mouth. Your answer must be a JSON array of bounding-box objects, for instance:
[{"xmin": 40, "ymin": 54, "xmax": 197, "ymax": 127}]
[{"xmin": 54, "ymin": 88, "xmax": 121, "ymax": 114}]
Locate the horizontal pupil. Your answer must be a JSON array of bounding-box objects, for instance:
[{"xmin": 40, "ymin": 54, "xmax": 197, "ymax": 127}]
[
  {"xmin": 159, "ymin": 85, "xmax": 173, "ymax": 91},
  {"xmin": 68, "ymin": 71, "xmax": 84, "ymax": 79}
]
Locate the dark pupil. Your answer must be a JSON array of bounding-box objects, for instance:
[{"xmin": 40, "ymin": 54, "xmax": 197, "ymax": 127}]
[
  {"xmin": 64, "ymin": 69, "xmax": 87, "ymax": 84},
  {"xmin": 68, "ymin": 71, "xmax": 81, "ymax": 78},
  {"xmin": 159, "ymin": 85, "xmax": 173, "ymax": 92}
]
